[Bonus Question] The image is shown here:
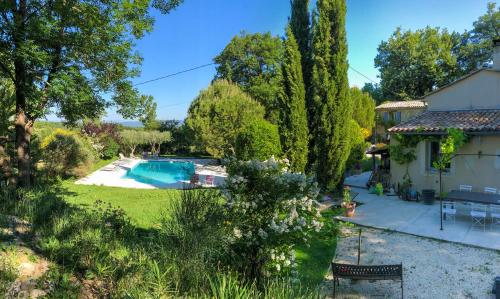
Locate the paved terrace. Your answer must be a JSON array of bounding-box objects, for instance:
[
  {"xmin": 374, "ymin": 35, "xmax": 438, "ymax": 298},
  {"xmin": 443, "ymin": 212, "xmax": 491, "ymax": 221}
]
[{"xmin": 337, "ymin": 187, "xmax": 500, "ymax": 251}]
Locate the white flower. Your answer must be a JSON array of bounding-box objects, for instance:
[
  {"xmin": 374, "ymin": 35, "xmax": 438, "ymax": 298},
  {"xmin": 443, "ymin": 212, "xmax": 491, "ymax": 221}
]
[
  {"xmin": 233, "ymin": 228, "xmax": 242, "ymax": 239},
  {"xmin": 258, "ymin": 228, "xmax": 268, "ymax": 239},
  {"xmin": 276, "ymin": 264, "xmax": 281, "ymax": 271},
  {"xmin": 271, "ymin": 253, "xmax": 275, "ymax": 260},
  {"xmin": 280, "ymin": 253, "xmax": 285, "ymax": 261},
  {"xmin": 284, "ymin": 259, "xmax": 291, "ymax": 266}
]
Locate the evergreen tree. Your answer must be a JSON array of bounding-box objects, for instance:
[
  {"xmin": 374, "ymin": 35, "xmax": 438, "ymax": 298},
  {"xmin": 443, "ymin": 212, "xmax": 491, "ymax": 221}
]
[
  {"xmin": 290, "ymin": 0, "xmax": 311, "ymax": 86},
  {"xmin": 310, "ymin": 0, "xmax": 352, "ymax": 191},
  {"xmin": 279, "ymin": 26, "xmax": 309, "ymax": 173}
]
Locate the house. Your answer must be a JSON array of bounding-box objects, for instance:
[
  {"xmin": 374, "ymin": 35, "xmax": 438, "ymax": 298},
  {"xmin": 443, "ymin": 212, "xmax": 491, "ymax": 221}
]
[
  {"xmin": 375, "ymin": 100, "xmax": 427, "ymax": 142},
  {"xmin": 387, "ymin": 40, "xmax": 500, "ymax": 193}
]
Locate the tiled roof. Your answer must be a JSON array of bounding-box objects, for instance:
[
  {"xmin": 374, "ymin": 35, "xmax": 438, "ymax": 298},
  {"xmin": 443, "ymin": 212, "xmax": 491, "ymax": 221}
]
[
  {"xmin": 388, "ymin": 109, "xmax": 500, "ymax": 134},
  {"xmin": 375, "ymin": 100, "xmax": 427, "ymax": 111}
]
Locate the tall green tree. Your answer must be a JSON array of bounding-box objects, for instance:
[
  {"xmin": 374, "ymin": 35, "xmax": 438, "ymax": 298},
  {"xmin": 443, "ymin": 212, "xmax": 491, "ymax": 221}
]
[
  {"xmin": 350, "ymin": 87, "xmax": 375, "ymax": 131},
  {"xmin": 213, "ymin": 32, "xmax": 284, "ymax": 123},
  {"xmin": 290, "ymin": 0, "xmax": 311, "ymax": 88},
  {"xmin": 186, "ymin": 80, "xmax": 267, "ymax": 158},
  {"xmin": 0, "ymin": 0, "xmax": 182, "ymax": 187},
  {"xmin": 279, "ymin": 26, "xmax": 309, "ymax": 173},
  {"xmin": 310, "ymin": 0, "xmax": 352, "ymax": 191},
  {"xmin": 375, "ymin": 27, "xmax": 458, "ymax": 100}
]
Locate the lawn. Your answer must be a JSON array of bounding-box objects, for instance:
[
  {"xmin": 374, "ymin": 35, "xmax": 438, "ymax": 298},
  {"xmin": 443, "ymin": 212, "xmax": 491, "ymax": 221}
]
[{"xmin": 62, "ymin": 182, "xmax": 181, "ymax": 228}]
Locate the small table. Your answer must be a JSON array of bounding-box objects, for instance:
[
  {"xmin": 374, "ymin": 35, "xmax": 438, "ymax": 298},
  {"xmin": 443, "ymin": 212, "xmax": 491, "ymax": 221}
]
[{"xmin": 445, "ymin": 190, "xmax": 500, "ymax": 205}]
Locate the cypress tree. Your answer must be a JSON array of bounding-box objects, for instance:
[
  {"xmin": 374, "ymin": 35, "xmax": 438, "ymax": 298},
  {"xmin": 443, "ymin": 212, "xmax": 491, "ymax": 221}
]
[
  {"xmin": 279, "ymin": 26, "xmax": 309, "ymax": 173},
  {"xmin": 310, "ymin": 0, "xmax": 352, "ymax": 191},
  {"xmin": 290, "ymin": 0, "xmax": 310, "ymax": 83}
]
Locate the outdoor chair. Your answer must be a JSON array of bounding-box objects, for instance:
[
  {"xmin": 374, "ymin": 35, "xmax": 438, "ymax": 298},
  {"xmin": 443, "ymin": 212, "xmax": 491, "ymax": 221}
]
[
  {"xmin": 470, "ymin": 203, "xmax": 488, "ymax": 231},
  {"xmin": 485, "ymin": 187, "xmax": 498, "ymax": 194},
  {"xmin": 190, "ymin": 174, "xmax": 200, "ymax": 188},
  {"xmin": 490, "ymin": 206, "xmax": 500, "ymax": 229},
  {"xmin": 459, "ymin": 184, "xmax": 473, "ymax": 192},
  {"xmin": 442, "ymin": 201, "xmax": 457, "ymax": 223},
  {"xmin": 205, "ymin": 175, "xmax": 215, "ymax": 187}
]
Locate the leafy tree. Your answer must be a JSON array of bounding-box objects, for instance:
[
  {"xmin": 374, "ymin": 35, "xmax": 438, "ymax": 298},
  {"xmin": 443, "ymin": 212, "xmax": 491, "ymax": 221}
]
[
  {"xmin": 375, "ymin": 27, "xmax": 458, "ymax": 100},
  {"xmin": 290, "ymin": 0, "xmax": 311, "ymax": 89},
  {"xmin": 350, "ymin": 87, "xmax": 375, "ymax": 131},
  {"xmin": 0, "ymin": 0, "xmax": 182, "ymax": 187},
  {"xmin": 278, "ymin": 26, "xmax": 309, "ymax": 172},
  {"xmin": 186, "ymin": 80, "xmax": 266, "ymax": 158},
  {"xmin": 138, "ymin": 95, "xmax": 159, "ymax": 130},
  {"xmin": 454, "ymin": 2, "xmax": 500, "ymax": 74},
  {"xmin": 361, "ymin": 82, "xmax": 384, "ymax": 105},
  {"xmin": 345, "ymin": 120, "xmax": 368, "ymax": 171},
  {"xmin": 159, "ymin": 120, "xmax": 195, "ymax": 154},
  {"xmin": 214, "ymin": 32, "xmax": 283, "ymax": 123},
  {"xmin": 120, "ymin": 130, "xmax": 145, "ymax": 157},
  {"xmin": 235, "ymin": 119, "xmax": 281, "ymax": 161},
  {"xmin": 310, "ymin": 0, "xmax": 352, "ymax": 191}
]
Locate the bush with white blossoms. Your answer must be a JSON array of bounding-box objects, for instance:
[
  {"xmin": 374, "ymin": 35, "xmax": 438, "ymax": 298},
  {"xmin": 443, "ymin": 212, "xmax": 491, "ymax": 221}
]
[{"xmin": 222, "ymin": 157, "xmax": 323, "ymax": 280}]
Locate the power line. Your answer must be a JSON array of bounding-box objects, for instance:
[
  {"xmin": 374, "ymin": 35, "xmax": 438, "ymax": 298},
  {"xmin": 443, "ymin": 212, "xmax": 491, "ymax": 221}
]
[
  {"xmin": 133, "ymin": 62, "xmax": 216, "ymax": 87},
  {"xmin": 349, "ymin": 65, "xmax": 378, "ymax": 85}
]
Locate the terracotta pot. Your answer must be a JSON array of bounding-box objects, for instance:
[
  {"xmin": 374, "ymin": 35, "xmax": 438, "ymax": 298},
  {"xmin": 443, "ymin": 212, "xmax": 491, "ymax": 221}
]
[{"xmin": 342, "ymin": 202, "xmax": 356, "ymax": 217}]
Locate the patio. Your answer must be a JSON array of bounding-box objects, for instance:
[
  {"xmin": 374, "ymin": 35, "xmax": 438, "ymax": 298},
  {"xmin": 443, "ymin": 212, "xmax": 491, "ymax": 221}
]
[{"xmin": 337, "ymin": 187, "xmax": 500, "ymax": 250}]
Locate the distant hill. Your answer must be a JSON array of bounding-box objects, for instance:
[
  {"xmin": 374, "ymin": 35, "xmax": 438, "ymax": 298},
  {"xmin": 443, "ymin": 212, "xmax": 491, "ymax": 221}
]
[{"xmin": 119, "ymin": 121, "xmax": 143, "ymax": 128}]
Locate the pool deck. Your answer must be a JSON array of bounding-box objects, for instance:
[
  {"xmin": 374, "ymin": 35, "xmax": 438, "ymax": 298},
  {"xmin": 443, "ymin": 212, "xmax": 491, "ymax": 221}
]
[{"xmin": 75, "ymin": 158, "xmax": 227, "ymax": 189}]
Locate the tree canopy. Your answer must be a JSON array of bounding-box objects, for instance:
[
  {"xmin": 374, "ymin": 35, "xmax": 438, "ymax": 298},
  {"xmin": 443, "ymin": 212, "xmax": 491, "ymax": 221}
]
[
  {"xmin": 185, "ymin": 80, "xmax": 266, "ymax": 158},
  {"xmin": 350, "ymin": 87, "xmax": 375, "ymax": 131},
  {"xmin": 0, "ymin": 0, "xmax": 182, "ymax": 187},
  {"xmin": 213, "ymin": 32, "xmax": 284, "ymax": 123},
  {"xmin": 235, "ymin": 119, "xmax": 281, "ymax": 161}
]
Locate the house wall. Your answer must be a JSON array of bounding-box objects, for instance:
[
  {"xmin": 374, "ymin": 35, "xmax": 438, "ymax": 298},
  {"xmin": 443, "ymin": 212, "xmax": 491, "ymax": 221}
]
[
  {"xmin": 390, "ymin": 135, "xmax": 500, "ymax": 193},
  {"xmin": 426, "ymin": 70, "xmax": 500, "ymax": 111}
]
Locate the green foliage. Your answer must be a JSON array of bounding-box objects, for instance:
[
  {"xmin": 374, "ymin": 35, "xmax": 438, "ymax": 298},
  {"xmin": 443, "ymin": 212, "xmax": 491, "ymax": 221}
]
[
  {"xmin": 310, "ymin": 0, "xmax": 352, "ymax": 191},
  {"xmin": 361, "ymin": 82, "xmax": 384, "ymax": 105},
  {"xmin": 375, "ymin": 4, "xmax": 500, "ymax": 100},
  {"xmin": 350, "ymin": 87, "xmax": 375, "ymax": 130},
  {"xmin": 375, "ymin": 183, "xmax": 383, "ymax": 196},
  {"xmin": 290, "ymin": 0, "xmax": 311, "ymax": 91},
  {"xmin": 186, "ymin": 80, "xmax": 267, "ymax": 158},
  {"xmin": 119, "ymin": 130, "xmax": 146, "ymax": 157},
  {"xmin": 100, "ymin": 136, "xmax": 120, "ymax": 159},
  {"xmin": 432, "ymin": 128, "xmax": 469, "ymax": 171},
  {"xmin": 223, "ymin": 158, "xmax": 323, "ymax": 281},
  {"xmin": 157, "ymin": 189, "xmax": 229, "ymax": 293},
  {"xmin": 159, "ymin": 120, "xmax": 196, "ymax": 155},
  {"xmin": 346, "ymin": 121, "xmax": 368, "ymax": 171},
  {"xmin": 235, "ymin": 119, "xmax": 282, "ymax": 161},
  {"xmin": 278, "ymin": 26, "xmax": 309, "ymax": 172},
  {"xmin": 41, "ymin": 129, "xmax": 95, "ymax": 178},
  {"xmin": 214, "ymin": 32, "xmax": 284, "ymax": 123}
]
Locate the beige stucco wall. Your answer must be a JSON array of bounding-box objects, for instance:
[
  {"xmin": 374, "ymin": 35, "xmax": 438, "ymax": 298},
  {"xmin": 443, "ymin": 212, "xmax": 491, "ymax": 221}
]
[
  {"xmin": 426, "ymin": 70, "xmax": 500, "ymax": 111},
  {"xmin": 390, "ymin": 135, "xmax": 500, "ymax": 193}
]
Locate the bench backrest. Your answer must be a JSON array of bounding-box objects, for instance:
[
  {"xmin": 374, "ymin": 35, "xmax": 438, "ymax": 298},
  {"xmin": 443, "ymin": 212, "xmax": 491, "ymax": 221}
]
[{"xmin": 332, "ymin": 263, "xmax": 402, "ymax": 280}]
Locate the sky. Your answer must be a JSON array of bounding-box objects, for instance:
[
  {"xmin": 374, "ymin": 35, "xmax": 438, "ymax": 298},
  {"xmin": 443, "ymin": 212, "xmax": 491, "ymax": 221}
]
[{"xmin": 49, "ymin": 0, "xmax": 492, "ymax": 122}]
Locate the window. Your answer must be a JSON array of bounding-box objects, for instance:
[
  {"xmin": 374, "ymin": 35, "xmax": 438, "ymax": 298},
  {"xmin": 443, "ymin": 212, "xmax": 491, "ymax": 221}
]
[
  {"xmin": 383, "ymin": 112, "xmax": 390, "ymax": 122},
  {"xmin": 429, "ymin": 141, "xmax": 450, "ymax": 172},
  {"xmin": 394, "ymin": 111, "xmax": 402, "ymax": 122}
]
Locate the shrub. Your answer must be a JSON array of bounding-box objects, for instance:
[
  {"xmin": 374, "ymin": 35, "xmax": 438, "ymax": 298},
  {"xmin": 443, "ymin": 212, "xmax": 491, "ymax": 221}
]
[
  {"xmin": 235, "ymin": 119, "xmax": 282, "ymax": 161},
  {"xmin": 41, "ymin": 129, "xmax": 95, "ymax": 178},
  {"xmin": 101, "ymin": 136, "xmax": 120, "ymax": 159},
  {"xmin": 222, "ymin": 157, "xmax": 323, "ymax": 281},
  {"xmin": 156, "ymin": 189, "xmax": 229, "ymax": 293}
]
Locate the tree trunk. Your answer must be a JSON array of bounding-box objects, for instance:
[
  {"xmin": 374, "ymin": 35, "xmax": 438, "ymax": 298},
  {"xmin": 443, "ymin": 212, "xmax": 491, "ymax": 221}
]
[
  {"xmin": 15, "ymin": 111, "xmax": 32, "ymax": 188},
  {"xmin": 13, "ymin": 0, "xmax": 31, "ymax": 188}
]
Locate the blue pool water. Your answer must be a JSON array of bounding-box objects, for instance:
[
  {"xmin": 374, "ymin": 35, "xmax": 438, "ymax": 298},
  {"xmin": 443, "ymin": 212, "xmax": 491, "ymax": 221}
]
[{"xmin": 123, "ymin": 161, "xmax": 195, "ymax": 185}]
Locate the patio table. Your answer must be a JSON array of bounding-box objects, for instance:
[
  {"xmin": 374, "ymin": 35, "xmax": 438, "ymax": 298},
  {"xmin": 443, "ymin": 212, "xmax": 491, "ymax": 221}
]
[{"xmin": 445, "ymin": 190, "xmax": 500, "ymax": 205}]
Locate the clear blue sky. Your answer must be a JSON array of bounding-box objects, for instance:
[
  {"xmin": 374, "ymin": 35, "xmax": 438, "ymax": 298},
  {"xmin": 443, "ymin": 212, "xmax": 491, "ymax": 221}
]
[{"xmin": 81, "ymin": 0, "xmax": 492, "ymax": 121}]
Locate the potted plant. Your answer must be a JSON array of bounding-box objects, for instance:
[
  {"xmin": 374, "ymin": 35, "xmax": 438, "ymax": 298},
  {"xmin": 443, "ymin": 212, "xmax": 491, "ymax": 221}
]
[{"xmin": 341, "ymin": 186, "xmax": 356, "ymax": 217}]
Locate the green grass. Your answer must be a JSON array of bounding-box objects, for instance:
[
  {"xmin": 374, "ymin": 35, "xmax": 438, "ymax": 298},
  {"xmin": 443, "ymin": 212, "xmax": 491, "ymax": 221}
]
[
  {"xmin": 295, "ymin": 209, "xmax": 338, "ymax": 288},
  {"xmin": 62, "ymin": 182, "xmax": 181, "ymax": 229}
]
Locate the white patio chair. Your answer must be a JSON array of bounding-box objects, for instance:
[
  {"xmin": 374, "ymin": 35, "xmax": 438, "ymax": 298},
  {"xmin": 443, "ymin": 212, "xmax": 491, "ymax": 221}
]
[
  {"xmin": 470, "ymin": 203, "xmax": 487, "ymax": 231},
  {"xmin": 490, "ymin": 206, "xmax": 500, "ymax": 229},
  {"xmin": 442, "ymin": 201, "xmax": 457, "ymax": 223},
  {"xmin": 484, "ymin": 187, "xmax": 497, "ymax": 194},
  {"xmin": 459, "ymin": 185, "xmax": 472, "ymax": 192}
]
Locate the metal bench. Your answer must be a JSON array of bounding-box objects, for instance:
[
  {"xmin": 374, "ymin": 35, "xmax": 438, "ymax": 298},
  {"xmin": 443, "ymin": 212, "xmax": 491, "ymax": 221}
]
[
  {"xmin": 331, "ymin": 263, "xmax": 403, "ymax": 298},
  {"xmin": 331, "ymin": 229, "xmax": 403, "ymax": 298}
]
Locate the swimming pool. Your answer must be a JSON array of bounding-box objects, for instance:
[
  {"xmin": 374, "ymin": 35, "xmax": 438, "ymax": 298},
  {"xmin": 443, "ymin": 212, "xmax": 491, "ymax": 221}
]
[{"xmin": 123, "ymin": 161, "xmax": 195, "ymax": 185}]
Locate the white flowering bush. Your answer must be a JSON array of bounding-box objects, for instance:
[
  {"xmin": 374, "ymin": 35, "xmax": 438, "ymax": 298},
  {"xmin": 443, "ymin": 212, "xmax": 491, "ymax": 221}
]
[{"xmin": 222, "ymin": 157, "xmax": 323, "ymax": 280}]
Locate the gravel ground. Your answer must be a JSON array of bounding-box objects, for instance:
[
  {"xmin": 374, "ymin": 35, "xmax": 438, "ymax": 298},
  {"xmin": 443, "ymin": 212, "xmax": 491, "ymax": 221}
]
[{"xmin": 322, "ymin": 227, "xmax": 500, "ymax": 299}]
